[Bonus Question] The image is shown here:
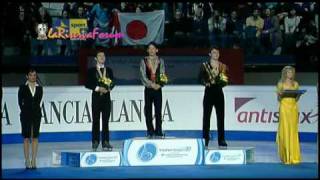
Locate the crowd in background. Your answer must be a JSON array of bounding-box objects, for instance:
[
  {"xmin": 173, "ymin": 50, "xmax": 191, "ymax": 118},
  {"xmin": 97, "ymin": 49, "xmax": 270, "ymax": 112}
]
[{"xmin": 2, "ymin": 2, "xmax": 319, "ymax": 64}]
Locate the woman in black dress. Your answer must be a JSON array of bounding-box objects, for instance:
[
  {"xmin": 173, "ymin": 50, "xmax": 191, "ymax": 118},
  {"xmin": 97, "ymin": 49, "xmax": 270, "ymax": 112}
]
[{"xmin": 18, "ymin": 68, "xmax": 43, "ymax": 169}]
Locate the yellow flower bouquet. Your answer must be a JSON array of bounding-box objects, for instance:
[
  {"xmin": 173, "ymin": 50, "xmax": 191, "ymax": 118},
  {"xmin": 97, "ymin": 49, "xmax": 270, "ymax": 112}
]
[
  {"xmin": 215, "ymin": 72, "xmax": 228, "ymax": 87},
  {"xmin": 98, "ymin": 77, "xmax": 114, "ymax": 90},
  {"xmin": 157, "ymin": 73, "xmax": 168, "ymax": 86}
]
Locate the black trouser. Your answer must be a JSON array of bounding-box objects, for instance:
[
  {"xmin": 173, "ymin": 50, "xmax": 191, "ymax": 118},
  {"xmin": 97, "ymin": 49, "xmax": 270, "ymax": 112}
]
[
  {"xmin": 144, "ymin": 88, "xmax": 162, "ymax": 136},
  {"xmin": 91, "ymin": 92, "xmax": 111, "ymax": 146},
  {"xmin": 202, "ymin": 85, "xmax": 225, "ymax": 146}
]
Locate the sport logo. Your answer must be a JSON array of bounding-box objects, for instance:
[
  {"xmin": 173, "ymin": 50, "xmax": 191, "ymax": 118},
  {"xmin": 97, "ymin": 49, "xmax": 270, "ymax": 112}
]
[
  {"xmin": 210, "ymin": 152, "xmax": 221, "ymax": 162},
  {"xmin": 234, "ymin": 97, "xmax": 318, "ymax": 124},
  {"xmin": 137, "ymin": 143, "xmax": 157, "ymax": 162},
  {"xmin": 85, "ymin": 154, "xmax": 97, "ymax": 165},
  {"xmin": 234, "ymin": 97, "xmax": 255, "ymax": 112}
]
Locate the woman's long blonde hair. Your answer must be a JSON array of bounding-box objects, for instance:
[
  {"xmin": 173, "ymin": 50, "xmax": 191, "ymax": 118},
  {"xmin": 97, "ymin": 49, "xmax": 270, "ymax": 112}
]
[{"xmin": 279, "ymin": 65, "xmax": 296, "ymax": 84}]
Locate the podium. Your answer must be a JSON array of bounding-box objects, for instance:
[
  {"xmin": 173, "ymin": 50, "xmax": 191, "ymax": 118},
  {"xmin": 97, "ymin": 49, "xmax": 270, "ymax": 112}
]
[
  {"xmin": 52, "ymin": 149, "xmax": 122, "ymax": 167},
  {"xmin": 204, "ymin": 147, "xmax": 255, "ymax": 165},
  {"xmin": 52, "ymin": 137, "xmax": 255, "ymax": 167},
  {"xmin": 122, "ymin": 137, "xmax": 204, "ymax": 166}
]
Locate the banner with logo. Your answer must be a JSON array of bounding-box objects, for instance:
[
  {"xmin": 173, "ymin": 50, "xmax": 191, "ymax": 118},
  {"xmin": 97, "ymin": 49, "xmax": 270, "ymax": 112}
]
[
  {"xmin": 69, "ymin": 19, "xmax": 88, "ymax": 39},
  {"xmin": 122, "ymin": 138, "xmax": 204, "ymax": 166},
  {"xmin": 57, "ymin": 151, "xmax": 121, "ymax": 167},
  {"xmin": 205, "ymin": 149, "xmax": 247, "ymax": 164},
  {"xmin": 118, "ymin": 10, "xmax": 165, "ymax": 45},
  {"xmin": 2, "ymin": 85, "xmax": 317, "ymax": 134}
]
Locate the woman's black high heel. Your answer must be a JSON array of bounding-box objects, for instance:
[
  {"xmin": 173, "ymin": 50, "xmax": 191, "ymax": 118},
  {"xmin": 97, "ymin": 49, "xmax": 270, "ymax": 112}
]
[
  {"xmin": 31, "ymin": 159, "xmax": 37, "ymax": 169},
  {"xmin": 25, "ymin": 159, "xmax": 31, "ymax": 169}
]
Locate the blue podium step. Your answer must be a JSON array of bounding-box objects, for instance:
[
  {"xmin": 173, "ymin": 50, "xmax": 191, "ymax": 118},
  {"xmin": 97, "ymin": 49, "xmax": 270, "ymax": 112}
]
[
  {"xmin": 53, "ymin": 149, "xmax": 122, "ymax": 167},
  {"xmin": 205, "ymin": 147, "xmax": 255, "ymax": 164},
  {"xmin": 52, "ymin": 138, "xmax": 255, "ymax": 167}
]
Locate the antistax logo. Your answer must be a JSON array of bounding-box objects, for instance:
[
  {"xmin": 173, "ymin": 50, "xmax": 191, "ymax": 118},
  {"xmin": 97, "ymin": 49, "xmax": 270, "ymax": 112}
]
[
  {"xmin": 137, "ymin": 143, "xmax": 157, "ymax": 162},
  {"xmin": 85, "ymin": 154, "xmax": 97, "ymax": 165},
  {"xmin": 234, "ymin": 97, "xmax": 318, "ymax": 124},
  {"xmin": 234, "ymin": 98, "xmax": 256, "ymax": 112},
  {"xmin": 210, "ymin": 152, "xmax": 221, "ymax": 162}
]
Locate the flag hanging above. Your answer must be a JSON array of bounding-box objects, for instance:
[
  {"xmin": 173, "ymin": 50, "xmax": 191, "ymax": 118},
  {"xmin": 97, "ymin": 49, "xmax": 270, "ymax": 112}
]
[{"xmin": 118, "ymin": 10, "xmax": 165, "ymax": 45}]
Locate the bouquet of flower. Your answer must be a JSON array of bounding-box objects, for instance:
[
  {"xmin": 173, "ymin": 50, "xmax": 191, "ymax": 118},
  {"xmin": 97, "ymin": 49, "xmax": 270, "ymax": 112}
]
[
  {"xmin": 215, "ymin": 72, "xmax": 228, "ymax": 87},
  {"xmin": 98, "ymin": 77, "xmax": 114, "ymax": 91},
  {"xmin": 157, "ymin": 73, "xmax": 168, "ymax": 86}
]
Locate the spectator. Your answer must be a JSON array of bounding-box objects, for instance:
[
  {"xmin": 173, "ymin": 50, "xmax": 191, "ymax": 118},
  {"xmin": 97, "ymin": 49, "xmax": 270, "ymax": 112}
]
[
  {"xmin": 26, "ymin": 2, "xmax": 42, "ymax": 27},
  {"xmin": 168, "ymin": 10, "xmax": 190, "ymax": 47},
  {"xmin": 36, "ymin": 6, "xmax": 52, "ymax": 26},
  {"xmin": 162, "ymin": 2, "xmax": 173, "ymax": 23},
  {"xmin": 190, "ymin": 4, "xmax": 208, "ymax": 47},
  {"xmin": 275, "ymin": 2, "xmax": 291, "ymax": 13},
  {"xmin": 174, "ymin": 2, "xmax": 193, "ymax": 26},
  {"xmin": 203, "ymin": 2, "xmax": 215, "ymax": 20},
  {"xmin": 284, "ymin": 8, "xmax": 301, "ymax": 35},
  {"xmin": 226, "ymin": 10, "xmax": 244, "ymax": 48},
  {"xmin": 294, "ymin": 2, "xmax": 311, "ymax": 16},
  {"xmin": 17, "ymin": 7, "xmax": 32, "ymax": 55},
  {"xmin": 31, "ymin": 6, "xmax": 52, "ymax": 56},
  {"xmin": 245, "ymin": 8, "xmax": 264, "ymax": 55},
  {"xmin": 261, "ymin": 8, "xmax": 274, "ymax": 54},
  {"xmin": 91, "ymin": 3, "xmax": 110, "ymax": 47},
  {"xmin": 175, "ymin": 2, "xmax": 185, "ymax": 15},
  {"xmin": 269, "ymin": 8, "xmax": 283, "ymax": 55},
  {"xmin": 284, "ymin": 7, "xmax": 301, "ymax": 54},
  {"xmin": 295, "ymin": 18, "xmax": 319, "ymax": 71},
  {"xmin": 246, "ymin": 8, "xmax": 264, "ymax": 38},
  {"xmin": 69, "ymin": 3, "xmax": 83, "ymax": 18},
  {"xmin": 208, "ymin": 10, "xmax": 227, "ymax": 48},
  {"xmin": 274, "ymin": 3, "xmax": 289, "ymax": 35},
  {"xmin": 57, "ymin": 9, "xmax": 71, "ymax": 56},
  {"xmin": 145, "ymin": 3, "xmax": 162, "ymax": 11},
  {"xmin": 136, "ymin": 4, "xmax": 142, "ymax": 13},
  {"xmin": 237, "ymin": 2, "xmax": 255, "ymax": 22},
  {"xmin": 185, "ymin": 2, "xmax": 193, "ymax": 19},
  {"xmin": 69, "ymin": 5, "xmax": 91, "ymax": 54},
  {"xmin": 62, "ymin": 2, "xmax": 71, "ymax": 12},
  {"xmin": 119, "ymin": 2, "xmax": 127, "ymax": 12},
  {"xmin": 122, "ymin": 2, "xmax": 136, "ymax": 12},
  {"xmin": 265, "ymin": 2, "xmax": 278, "ymax": 10}
]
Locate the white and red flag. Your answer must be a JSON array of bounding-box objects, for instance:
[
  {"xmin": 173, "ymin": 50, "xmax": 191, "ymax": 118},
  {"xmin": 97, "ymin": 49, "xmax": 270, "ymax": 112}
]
[{"xmin": 118, "ymin": 10, "xmax": 165, "ymax": 45}]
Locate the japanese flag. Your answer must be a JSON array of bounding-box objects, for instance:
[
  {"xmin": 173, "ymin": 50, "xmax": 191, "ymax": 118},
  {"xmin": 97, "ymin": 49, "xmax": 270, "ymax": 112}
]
[{"xmin": 118, "ymin": 10, "xmax": 165, "ymax": 45}]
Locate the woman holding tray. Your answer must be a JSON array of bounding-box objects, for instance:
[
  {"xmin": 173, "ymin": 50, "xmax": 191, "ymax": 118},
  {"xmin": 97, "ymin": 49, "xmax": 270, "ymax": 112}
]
[{"xmin": 276, "ymin": 65, "xmax": 301, "ymax": 164}]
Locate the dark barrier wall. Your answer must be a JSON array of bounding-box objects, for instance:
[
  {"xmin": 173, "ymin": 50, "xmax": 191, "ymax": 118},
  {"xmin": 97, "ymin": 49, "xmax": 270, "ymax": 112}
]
[{"xmin": 78, "ymin": 48, "xmax": 244, "ymax": 85}]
